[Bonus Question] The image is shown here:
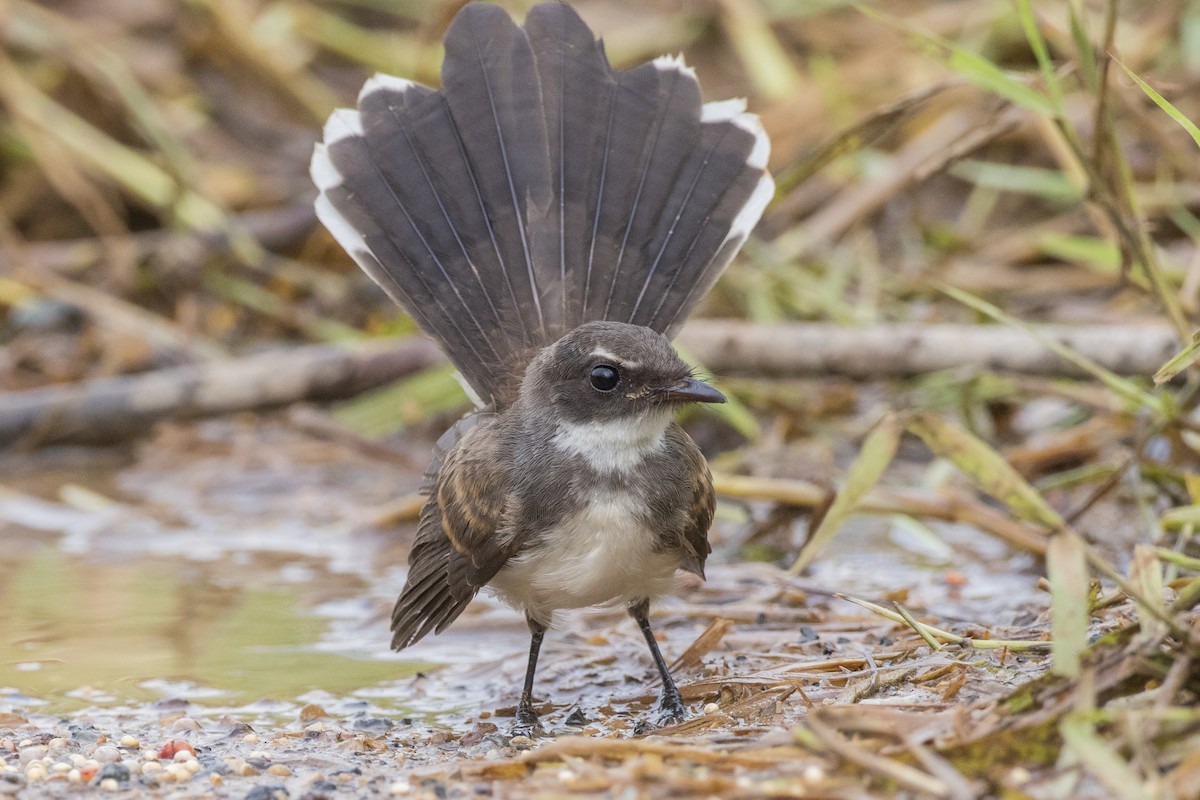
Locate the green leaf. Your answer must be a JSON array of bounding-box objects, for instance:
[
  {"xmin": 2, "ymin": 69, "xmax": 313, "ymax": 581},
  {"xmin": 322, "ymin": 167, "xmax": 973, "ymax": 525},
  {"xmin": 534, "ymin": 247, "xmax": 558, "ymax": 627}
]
[
  {"xmin": 1046, "ymin": 530, "xmax": 1089, "ymax": 677},
  {"xmin": 854, "ymin": 4, "xmax": 1055, "ymax": 116},
  {"xmin": 1015, "ymin": 0, "xmax": 1065, "ymax": 113},
  {"xmin": 940, "ymin": 284, "xmax": 1165, "ymax": 416},
  {"xmin": 950, "ymin": 160, "xmax": 1081, "ymax": 202},
  {"xmin": 1066, "ymin": 1, "xmax": 1099, "ymax": 91},
  {"xmin": 1153, "ymin": 330, "xmax": 1200, "ymax": 384},
  {"xmin": 1117, "ymin": 59, "xmax": 1200, "ymax": 150},
  {"xmin": 1037, "ymin": 233, "xmax": 1121, "ymax": 272},
  {"xmin": 944, "ymin": 48, "xmax": 1056, "ymax": 116},
  {"xmin": 333, "ymin": 363, "xmax": 467, "ymax": 437},
  {"xmin": 907, "ymin": 412, "xmax": 1065, "ymax": 529},
  {"xmin": 789, "ymin": 412, "xmax": 901, "ymax": 575}
]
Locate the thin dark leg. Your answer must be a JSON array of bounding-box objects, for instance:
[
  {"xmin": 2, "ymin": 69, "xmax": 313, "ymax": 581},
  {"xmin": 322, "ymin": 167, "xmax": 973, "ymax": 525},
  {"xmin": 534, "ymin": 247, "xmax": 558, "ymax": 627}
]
[
  {"xmin": 512, "ymin": 617, "xmax": 546, "ymax": 737},
  {"xmin": 629, "ymin": 598, "xmax": 688, "ymax": 726}
]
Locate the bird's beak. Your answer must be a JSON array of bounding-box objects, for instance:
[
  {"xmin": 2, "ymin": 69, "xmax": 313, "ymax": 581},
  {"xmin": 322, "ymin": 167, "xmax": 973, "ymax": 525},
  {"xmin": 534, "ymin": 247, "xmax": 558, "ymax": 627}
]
[{"xmin": 654, "ymin": 377, "xmax": 726, "ymax": 404}]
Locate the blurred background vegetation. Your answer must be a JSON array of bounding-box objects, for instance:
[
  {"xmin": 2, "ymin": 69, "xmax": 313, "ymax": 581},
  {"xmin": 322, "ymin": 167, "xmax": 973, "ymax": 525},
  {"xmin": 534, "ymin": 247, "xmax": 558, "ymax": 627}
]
[
  {"xmin": 2, "ymin": 0, "xmax": 1195, "ymax": 380},
  {"xmin": 4, "ymin": 0, "xmax": 1200, "ymax": 794}
]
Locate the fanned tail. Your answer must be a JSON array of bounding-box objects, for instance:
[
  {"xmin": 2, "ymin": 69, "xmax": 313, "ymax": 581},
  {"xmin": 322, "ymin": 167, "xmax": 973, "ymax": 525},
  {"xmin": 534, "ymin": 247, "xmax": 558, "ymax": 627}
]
[{"xmin": 311, "ymin": 1, "xmax": 772, "ymax": 406}]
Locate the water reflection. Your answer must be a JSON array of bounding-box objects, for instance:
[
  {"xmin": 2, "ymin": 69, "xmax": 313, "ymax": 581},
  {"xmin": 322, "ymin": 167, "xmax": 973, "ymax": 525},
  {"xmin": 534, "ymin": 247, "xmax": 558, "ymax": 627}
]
[
  {"xmin": 0, "ymin": 548, "xmax": 425, "ymax": 714},
  {"xmin": 0, "ymin": 420, "xmax": 445, "ymax": 717}
]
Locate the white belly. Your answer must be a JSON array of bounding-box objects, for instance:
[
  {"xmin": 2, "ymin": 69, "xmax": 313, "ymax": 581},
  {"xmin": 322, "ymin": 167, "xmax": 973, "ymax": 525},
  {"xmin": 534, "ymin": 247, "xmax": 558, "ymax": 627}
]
[{"xmin": 488, "ymin": 490, "xmax": 682, "ymax": 624}]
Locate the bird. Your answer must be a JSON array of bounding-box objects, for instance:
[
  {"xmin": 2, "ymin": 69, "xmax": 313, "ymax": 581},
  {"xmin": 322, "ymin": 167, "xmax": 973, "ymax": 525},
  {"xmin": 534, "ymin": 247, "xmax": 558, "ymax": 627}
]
[{"xmin": 310, "ymin": 0, "xmax": 772, "ymax": 734}]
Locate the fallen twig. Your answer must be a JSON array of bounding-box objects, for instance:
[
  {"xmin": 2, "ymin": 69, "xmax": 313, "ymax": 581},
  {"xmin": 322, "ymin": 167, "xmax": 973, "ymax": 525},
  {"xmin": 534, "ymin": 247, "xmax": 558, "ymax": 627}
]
[
  {"xmin": 0, "ymin": 338, "xmax": 441, "ymax": 449},
  {"xmin": 679, "ymin": 320, "xmax": 1176, "ymax": 379}
]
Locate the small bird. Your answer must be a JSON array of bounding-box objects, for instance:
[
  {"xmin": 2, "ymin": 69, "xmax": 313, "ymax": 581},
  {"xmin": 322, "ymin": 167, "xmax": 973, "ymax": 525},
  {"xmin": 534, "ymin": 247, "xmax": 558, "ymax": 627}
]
[{"xmin": 311, "ymin": 1, "xmax": 772, "ymax": 733}]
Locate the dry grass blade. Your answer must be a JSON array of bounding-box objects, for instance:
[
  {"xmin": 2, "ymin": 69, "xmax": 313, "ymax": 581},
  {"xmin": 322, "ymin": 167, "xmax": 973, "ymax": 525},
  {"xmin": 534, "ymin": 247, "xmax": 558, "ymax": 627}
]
[
  {"xmin": 1129, "ymin": 544, "xmax": 1167, "ymax": 644},
  {"xmin": 772, "ymin": 80, "xmax": 959, "ymax": 195},
  {"xmin": 806, "ymin": 709, "xmax": 953, "ymax": 798},
  {"xmin": 789, "ymin": 412, "xmax": 901, "ymax": 574},
  {"xmin": 716, "ymin": 0, "xmax": 801, "ymax": 102},
  {"xmin": 1059, "ymin": 714, "xmax": 1154, "ymax": 800},
  {"xmin": 0, "ymin": 55, "xmax": 240, "ymax": 241},
  {"xmin": 714, "ymin": 474, "xmax": 1049, "ymax": 555},
  {"xmin": 669, "ymin": 618, "xmax": 734, "ymax": 672},
  {"xmin": 907, "ymin": 412, "xmax": 1066, "ymax": 529},
  {"xmin": 940, "ymin": 284, "xmax": 1165, "ymax": 415},
  {"xmin": 838, "ymin": 594, "xmax": 1053, "ymax": 652}
]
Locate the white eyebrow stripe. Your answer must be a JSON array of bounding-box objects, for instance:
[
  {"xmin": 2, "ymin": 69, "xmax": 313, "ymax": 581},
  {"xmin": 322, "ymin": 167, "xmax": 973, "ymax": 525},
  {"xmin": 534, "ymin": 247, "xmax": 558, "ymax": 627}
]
[{"xmin": 589, "ymin": 347, "xmax": 641, "ymax": 369}]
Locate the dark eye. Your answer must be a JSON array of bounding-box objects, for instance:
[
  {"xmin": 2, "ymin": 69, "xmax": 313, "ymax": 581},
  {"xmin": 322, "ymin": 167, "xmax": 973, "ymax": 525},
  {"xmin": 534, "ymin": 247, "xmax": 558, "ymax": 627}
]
[{"xmin": 589, "ymin": 364, "xmax": 620, "ymax": 392}]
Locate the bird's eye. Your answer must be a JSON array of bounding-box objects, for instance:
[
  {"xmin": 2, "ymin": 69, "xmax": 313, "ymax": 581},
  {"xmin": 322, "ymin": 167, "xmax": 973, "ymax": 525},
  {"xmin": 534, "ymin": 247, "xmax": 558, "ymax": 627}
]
[{"xmin": 589, "ymin": 364, "xmax": 620, "ymax": 392}]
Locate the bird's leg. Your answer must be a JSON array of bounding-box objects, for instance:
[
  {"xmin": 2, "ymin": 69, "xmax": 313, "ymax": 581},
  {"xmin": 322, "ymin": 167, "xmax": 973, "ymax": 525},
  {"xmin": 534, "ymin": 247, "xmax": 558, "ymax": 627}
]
[
  {"xmin": 629, "ymin": 598, "xmax": 688, "ymax": 727},
  {"xmin": 512, "ymin": 616, "xmax": 546, "ymax": 738}
]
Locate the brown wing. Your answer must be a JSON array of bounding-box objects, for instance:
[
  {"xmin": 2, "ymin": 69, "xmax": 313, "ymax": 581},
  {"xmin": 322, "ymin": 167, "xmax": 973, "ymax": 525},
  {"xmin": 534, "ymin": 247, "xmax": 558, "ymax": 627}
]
[
  {"xmin": 390, "ymin": 412, "xmax": 518, "ymax": 650},
  {"xmin": 666, "ymin": 425, "xmax": 715, "ymax": 579}
]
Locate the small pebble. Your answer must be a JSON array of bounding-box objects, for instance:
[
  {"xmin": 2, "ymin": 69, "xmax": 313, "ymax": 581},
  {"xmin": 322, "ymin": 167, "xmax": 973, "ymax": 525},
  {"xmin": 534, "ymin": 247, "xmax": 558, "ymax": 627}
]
[
  {"xmin": 50, "ymin": 762, "xmax": 71, "ymax": 774},
  {"xmin": 25, "ymin": 765, "xmax": 46, "ymax": 783},
  {"xmin": 173, "ymin": 750, "xmax": 197, "ymax": 763},
  {"xmin": 390, "ymin": 781, "xmax": 411, "ymax": 796},
  {"xmin": 92, "ymin": 745, "xmax": 121, "ymax": 764},
  {"xmin": 172, "ymin": 718, "xmax": 201, "ymax": 732},
  {"xmin": 802, "ymin": 764, "xmax": 825, "ymax": 783},
  {"xmin": 158, "ymin": 740, "xmax": 195, "ymax": 759},
  {"xmin": 142, "ymin": 762, "xmax": 163, "ymax": 775},
  {"xmin": 703, "ymin": 702, "xmax": 721, "ymax": 714},
  {"xmin": 118, "ymin": 735, "xmax": 139, "ymax": 749},
  {"xmin": 67, "ymin": 769, "xmax": 82, "ymax": 784},
  {"xmin": 19, "ymin": 746, "xmax": 46, "ymax": 764},
  {"xmin": 267, "ymin": 764, "xmax": 291, "ymax": 777},
  {"xmin": 97, "ymin": 763, "xmax": 129, "ymax": 783},
  {"xmin": 100, "ymin": 778, "xmax": 119, "ymax": 792},
  {"xmin": 165, "ymin": 763, "xmax": 192, "ymax": 782},
  {"xmin": 48, "ymin": 738, "xmax": 68, "ymax": 751},
  {"xmin": 242, "ymin": 733, "xmax": 260, "ymax": 745}
]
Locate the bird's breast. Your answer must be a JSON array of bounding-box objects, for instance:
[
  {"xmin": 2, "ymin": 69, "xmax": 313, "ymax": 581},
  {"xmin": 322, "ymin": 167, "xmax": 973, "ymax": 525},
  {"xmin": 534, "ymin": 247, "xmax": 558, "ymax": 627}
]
[{"xmin": 488, "ymin": 487, "xmax": 682, "ymax": 625}]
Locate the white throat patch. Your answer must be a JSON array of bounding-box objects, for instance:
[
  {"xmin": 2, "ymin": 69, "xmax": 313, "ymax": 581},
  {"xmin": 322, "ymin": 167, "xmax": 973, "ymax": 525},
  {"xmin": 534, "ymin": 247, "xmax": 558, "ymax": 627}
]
[{"xmin": 551, "ymin": 412, "xmax": 670, "ymax": 472}]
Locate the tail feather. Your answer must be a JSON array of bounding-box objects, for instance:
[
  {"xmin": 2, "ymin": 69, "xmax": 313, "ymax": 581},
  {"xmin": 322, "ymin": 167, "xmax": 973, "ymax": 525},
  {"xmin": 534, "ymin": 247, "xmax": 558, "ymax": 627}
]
[
  {"xmin": 441, "ymin": 3, "xmax": 551, "ymax": 344},
  {"xmin": 595, "ymin": 59, "xmax": 704, "ymax": 323},
  {"xmin": 312, "ymin": 2, "xmax": 773, "ymax": 404},
  {"xmin": 524, "ymin": 3, "xmax": 614, "ymax": 329},
  {"xmin": 313, "ymin": 113, "xmax": 497, "ymax": 383}
]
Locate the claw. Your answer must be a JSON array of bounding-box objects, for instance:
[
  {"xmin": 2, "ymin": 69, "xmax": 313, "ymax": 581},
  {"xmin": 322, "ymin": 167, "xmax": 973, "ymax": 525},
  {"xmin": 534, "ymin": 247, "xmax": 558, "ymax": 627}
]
[
  {"xmin": 509, "ymin": 708, "xmax": 546, "ymax": 739},
  {"xmin": 656, "ymin": 695, "xmax": 689, "ymax": 728}
]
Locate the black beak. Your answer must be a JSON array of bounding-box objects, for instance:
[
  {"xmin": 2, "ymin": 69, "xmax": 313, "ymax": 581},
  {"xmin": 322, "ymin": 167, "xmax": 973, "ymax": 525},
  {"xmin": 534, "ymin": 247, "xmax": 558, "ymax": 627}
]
[{"xmin": 654, "ymin": 377, "xmax": 726, "ymax": 404}]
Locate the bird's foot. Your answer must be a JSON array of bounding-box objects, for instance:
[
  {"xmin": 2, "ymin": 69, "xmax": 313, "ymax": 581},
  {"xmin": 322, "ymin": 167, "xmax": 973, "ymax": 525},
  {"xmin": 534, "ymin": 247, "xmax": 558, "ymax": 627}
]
[
  {"xmin": 509, "ymin": 706, "xmax": 546, "ymax": 740},
  {"xmin": 633, "ymin": 693, "xmax": 689, "ymax": 734},
  {"xmin": 655, "ymin": 695, "xmax": 689, "ymax": 729}
]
